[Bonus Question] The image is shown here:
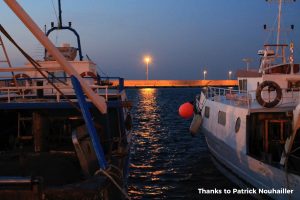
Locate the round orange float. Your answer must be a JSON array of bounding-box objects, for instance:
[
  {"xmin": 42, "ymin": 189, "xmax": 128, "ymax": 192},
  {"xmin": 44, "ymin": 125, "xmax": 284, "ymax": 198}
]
[{"xmin": 178, "ymin": 102, "xmax": 194, "ymax": 119}]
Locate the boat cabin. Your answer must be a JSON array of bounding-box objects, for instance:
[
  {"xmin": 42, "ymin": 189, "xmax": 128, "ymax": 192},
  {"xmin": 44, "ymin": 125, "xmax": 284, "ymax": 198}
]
[{"xmin": 202, "ymin": 42, "xmax": 300, "ymax": 175}]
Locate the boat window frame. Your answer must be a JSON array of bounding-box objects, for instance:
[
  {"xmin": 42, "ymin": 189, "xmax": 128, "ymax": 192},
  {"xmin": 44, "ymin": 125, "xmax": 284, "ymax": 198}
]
[
  {"xmin": 204, "ymin": 106, "xmax": 210, "ymax": 118},
  {"xmin": 239, "ymin": 79, "xmax": 247, "ymax": 91},
  {"xmin": 48, "ymin": 71, "xmax": 67, "ymax": 83},
  {"xmin": 218, "ymin": 111, "xmax": 226, "ymax": 126}
]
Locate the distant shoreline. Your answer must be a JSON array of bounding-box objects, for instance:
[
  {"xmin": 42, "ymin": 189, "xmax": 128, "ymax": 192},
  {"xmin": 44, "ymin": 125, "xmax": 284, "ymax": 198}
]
[{"xmin": 112, "ymin": 80, "xmax": 237, "ymax": 88}]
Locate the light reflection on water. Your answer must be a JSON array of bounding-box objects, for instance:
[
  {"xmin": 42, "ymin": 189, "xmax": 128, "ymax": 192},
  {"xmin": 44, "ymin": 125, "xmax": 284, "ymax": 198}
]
[{"xmin": 127, "ymin": 88, "xmax": 243, "ymax": 199}]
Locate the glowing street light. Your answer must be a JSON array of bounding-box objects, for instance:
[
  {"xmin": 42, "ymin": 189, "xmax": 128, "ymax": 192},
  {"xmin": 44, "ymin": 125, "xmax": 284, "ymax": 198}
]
[
  {"xmin": 228, "ymin": 70, "xmax": 232, "ymax": 80},
  {"xmin": 203, "ymin": 70, "xmax": 207, "ymax": 80},
  {"xmin": 144, "ymin": 56, "xmax": 151, "ymax": 80}
]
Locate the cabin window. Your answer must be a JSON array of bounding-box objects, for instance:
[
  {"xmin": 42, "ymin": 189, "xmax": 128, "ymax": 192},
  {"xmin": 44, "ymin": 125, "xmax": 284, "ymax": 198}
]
[
  {"xmin": 287, "ymin": 80, "xmax": 300, "ymax": 92},
  {"xmin": 218, "ymin": 111, "xmax": 226, "ymax": 126},
  {"xmin": 235, "ymin": 117, "xmax": 241, "ymax": 133},
  {"xmin": 48, "ymin": 71, "xmax": 67, "ymax": 82},
  {"xmin": 239, "ymin": 79, "xmax": 247, "ymax": 91},
  {"xmin": 204, "ymin": 106, "xmax": 210, "ymax": 118}
]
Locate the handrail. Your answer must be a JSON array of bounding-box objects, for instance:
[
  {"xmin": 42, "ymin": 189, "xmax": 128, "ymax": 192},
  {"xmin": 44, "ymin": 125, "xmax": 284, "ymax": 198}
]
[
  {"xmin": 0, "ymin": 75, "xmax": 124, "ymax": 103},
  {"xmin": 206, "ymin": 86, "xmax": 300, "ymax": 109},
  {"xmin": 0, "ymin": 81, "xmax": 111, "ymax": 103}
]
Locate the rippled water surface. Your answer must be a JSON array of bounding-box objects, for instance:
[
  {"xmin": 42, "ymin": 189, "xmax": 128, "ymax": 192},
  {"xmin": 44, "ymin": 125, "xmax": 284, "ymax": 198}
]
[{"xmin": 126, "ymin": 88, "xmax": 250, "ymax": 200}]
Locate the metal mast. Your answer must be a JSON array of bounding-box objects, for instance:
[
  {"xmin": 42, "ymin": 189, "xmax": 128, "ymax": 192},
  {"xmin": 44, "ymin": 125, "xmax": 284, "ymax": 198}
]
[
  {"xmin": 3, "ymin": 0, "xmax": 107, "ymax": 114},
  {"xmin": 276, "ymin": 0, "xmax": 283, "ymax": 46},
  {"xmin": 58, "ymin": 0, "xmax": 62, "ymax": 28}
]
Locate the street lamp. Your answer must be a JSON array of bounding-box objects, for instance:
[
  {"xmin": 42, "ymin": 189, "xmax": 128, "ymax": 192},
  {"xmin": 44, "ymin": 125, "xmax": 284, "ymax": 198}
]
[
  {"xmin": 242, "ymin": 58, "xmax": 252, "ymax": 71},
  {"xmin": 144, "ymin": 56, "xmax": 151, "ymax": 80},
  {"xmin": 203, "ymin": 70, "xmax": 207, "ymax": 80},
  {"xmin": 228, "ymin": 70, "xmax": 232, "ymax": 80}
]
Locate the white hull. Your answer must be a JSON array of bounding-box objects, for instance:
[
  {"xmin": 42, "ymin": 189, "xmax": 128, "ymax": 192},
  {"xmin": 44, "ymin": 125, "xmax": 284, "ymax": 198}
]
[{"xmin": 201, "ymin": 97, "xmax": 300, "ymax": 200}]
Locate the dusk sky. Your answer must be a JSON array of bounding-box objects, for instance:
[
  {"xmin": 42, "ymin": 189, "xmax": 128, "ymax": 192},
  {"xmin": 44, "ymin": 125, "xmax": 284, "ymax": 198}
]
[{"xmin": 1, "ymin": 0, "xmax": 300, "ymax": 80}]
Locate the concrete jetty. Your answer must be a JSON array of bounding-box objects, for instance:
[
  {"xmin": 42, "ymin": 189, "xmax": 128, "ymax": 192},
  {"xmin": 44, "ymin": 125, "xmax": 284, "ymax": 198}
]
[{"xmin": 112, "ymin": 80, "xmax": 238, "ymax": 88}]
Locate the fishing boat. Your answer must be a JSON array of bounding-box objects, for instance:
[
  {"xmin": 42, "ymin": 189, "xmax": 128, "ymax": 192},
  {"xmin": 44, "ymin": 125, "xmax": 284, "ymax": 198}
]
[
  {"xmin": 189, "ymin": 1, "xmax": 300, "ymax": 199},
  {"xmin": 0, "ymin": 0, "xmax": 132, "ymax": 199}
]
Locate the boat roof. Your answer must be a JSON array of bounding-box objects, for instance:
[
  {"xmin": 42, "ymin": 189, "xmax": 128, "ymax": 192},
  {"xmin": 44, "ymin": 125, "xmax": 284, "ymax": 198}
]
[{"xmin": 236, "ymin": 69, "xmax": 262, "ymax": 78}]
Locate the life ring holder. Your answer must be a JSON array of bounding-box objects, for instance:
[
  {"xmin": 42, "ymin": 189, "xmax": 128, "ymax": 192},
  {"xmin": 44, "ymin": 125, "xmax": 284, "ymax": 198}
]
[
  {"xmin": 80, "ymin": 72, "xmax": 97, "ymax": 82},
  {"xmin": 256, "ymin": 81, "xmax": 282, "ymax": 108},
  {"xmin": 13, "ymin": 73, "xmax": 32, "ymax": 95},
  {"xmin": 80, "ymin": 71, "xmax": 98, "ymax": 90}
]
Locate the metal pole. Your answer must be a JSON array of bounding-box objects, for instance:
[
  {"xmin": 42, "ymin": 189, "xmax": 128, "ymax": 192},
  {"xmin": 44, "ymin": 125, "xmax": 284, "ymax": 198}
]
[
  {"xmin": 276, "ymin": 0, "xmax": 282, "ymax": 54},
  {"xmin": 146, "ymin": 61, "xmax": 149, "ymax": 80},
  {"xmin": 4, "ymin": 0, "xmax": 107, "ymax": 114},
  {"xmin": 58, "ymin": 0, "xmax": 62, "ymax": 28},
  {"xmin": 277, "ymin": 0, "xmax": 282, "ymax": 46}
]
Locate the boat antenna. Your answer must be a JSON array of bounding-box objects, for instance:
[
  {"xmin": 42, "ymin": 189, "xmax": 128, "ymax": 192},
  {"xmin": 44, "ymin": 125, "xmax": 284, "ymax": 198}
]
[
  {"xmin": 276, "ymin": 0, "xmax": 283, "ymax": 47},
  {"xmin": 45, "ymin": 0, "xmax": 83, "ymax": 61},
  {"xmin": 264, "ymin": 0, "xmax": 295, "ymax": 64},
  {"xmin": 266, "ymin": 1, "xmax": 296, "ymax": 43},
  {"xmin": 58, "ymin": 0, "xmax": 62, "ymax": 29}
]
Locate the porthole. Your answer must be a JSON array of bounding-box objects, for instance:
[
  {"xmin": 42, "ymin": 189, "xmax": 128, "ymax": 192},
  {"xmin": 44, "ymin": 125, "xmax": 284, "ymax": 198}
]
[{"xmin": 235, "ymin": 117, "xmax": 241, "ymax": 133}]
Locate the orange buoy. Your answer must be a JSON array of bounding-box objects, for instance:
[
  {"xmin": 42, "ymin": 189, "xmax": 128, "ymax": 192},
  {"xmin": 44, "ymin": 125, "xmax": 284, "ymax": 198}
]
[{"xmin": 178, "ymin": 102, "xmax": 194, "ymax": 119}]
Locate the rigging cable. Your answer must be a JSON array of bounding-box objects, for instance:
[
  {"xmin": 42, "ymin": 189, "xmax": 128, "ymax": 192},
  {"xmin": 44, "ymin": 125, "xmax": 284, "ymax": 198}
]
[
  {"xmin": 86, "ymin": 54, "xmax": 110, "ymax": 77},
  {"xmin": 50, "ymin": 0, "xmax": 59, "ymax": 45},
  {"xmin": 51, "ymin": 0, "xmax": 59, "ymax": 23},
  {"xmin": 95, "ymin": 167, "xmax": 130, "ymax": 200}
]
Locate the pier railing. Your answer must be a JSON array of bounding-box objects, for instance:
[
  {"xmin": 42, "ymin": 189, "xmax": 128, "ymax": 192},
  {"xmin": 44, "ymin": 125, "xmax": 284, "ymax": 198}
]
[{"xmin": 206, "ymin": 86, "xmax": 300, "ymax": 109}]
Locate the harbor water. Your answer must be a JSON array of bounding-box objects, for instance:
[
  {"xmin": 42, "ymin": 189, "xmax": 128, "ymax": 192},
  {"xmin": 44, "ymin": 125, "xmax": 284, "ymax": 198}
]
[{"xmin": 127, "ymin": 88, "xmax": 252, "ymax": 200}]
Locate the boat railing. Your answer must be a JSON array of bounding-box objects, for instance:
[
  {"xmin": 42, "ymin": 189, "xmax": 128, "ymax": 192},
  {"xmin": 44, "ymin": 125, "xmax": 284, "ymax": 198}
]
[
  {"xmin": 0, "ymin": 76, "xmax": 125, "ymax": 103},
  {"xmin": 206, "ymin": 86, "xmax": 300, "ymax": 109}
]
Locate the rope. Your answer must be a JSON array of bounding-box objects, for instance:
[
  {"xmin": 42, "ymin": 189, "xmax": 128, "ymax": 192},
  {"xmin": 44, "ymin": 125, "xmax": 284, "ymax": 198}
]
[
  {"xmin": 86, "ymin": 55, "xmax": 109, "ymax": 77},
  {"xmin": 0, "ymin": 34, "xmax": 18, "ymax": 87},
  {"xmin": 50, "ymin": 0, "xmax": 59, "ymax": 45},
  {"xmin": 50, "ymin": 0, "xmax": 59, "ymax": 24},
  {"xmin": 110, "ymin": 164, "xmax": 124, "ymax": 177},
  {"xmin": 0, "ymin": 24, "xmax": 81, "ymax": 113},
  {"xmin": 95, "ymin": 168, "xmax": 130, "ymax": 200}
]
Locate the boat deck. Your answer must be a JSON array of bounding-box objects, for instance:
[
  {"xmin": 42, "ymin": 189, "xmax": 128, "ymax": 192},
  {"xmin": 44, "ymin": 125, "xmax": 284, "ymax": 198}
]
[{"xmin": 0, "ymin": 76, "xmax": 125, "ymax": 108}]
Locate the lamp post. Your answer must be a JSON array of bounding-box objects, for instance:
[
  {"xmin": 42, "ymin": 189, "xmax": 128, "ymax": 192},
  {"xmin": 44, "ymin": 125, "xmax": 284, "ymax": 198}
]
[
  {"xmin": 144, "ymin": 56, "xmax": 151, "ymax": 80},
  {"xmin": 242, "ymin": 58, "xmax": 252, "ymax": 71},
  {"xmin": 203, "ymin": 70, "xmax": 207, "ymax": 80},
  {"xmin": 228, "ymin": 70, "xmax": 232, "ymax": 80}
]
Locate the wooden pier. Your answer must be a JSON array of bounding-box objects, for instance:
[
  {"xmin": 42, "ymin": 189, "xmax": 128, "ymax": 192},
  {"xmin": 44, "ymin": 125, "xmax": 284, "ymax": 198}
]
[{"xmin": 112, "ymin": 80, "xmax": 238, "ymax": 88}]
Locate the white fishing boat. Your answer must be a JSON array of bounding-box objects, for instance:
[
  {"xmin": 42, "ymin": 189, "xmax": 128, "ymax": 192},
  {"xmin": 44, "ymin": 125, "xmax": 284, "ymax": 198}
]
[{"xmin": 190, "ymin": 1, "xmax": 300, "ymax": 199}]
